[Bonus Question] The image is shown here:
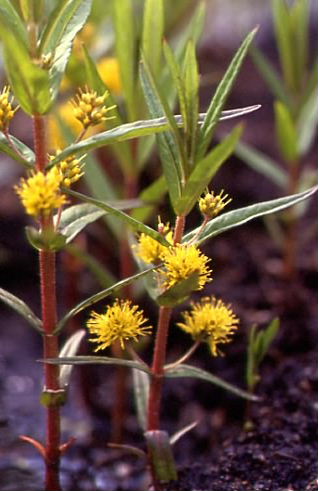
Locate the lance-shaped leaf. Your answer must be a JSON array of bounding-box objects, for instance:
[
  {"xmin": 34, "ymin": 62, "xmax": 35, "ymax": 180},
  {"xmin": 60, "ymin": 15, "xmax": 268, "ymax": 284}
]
[
  {"xmin": 56, "ymin": 200, "xmax": 144, "ymax": 244},
  {"xmin": 142, "ymin": 0, "xmax": 164, "ymax": 79},
  {"xmin": 1, "ymin": 28, "xmax": 52, "ymax": 115},
  {"xmin": 45, "ymin": 356, "xmax": 151, "ymax": 375},
  {"xmin": 196, "ymin": 28, "xmax": 258, "ymax": 161},
  {"xmin": 145, "ymin": 430, "xmax": 178, "ymax": 482},
  {"xmin": 56, "ymin": 267, "xmax": 157, "ymax": 333},
  {"xmin": 235, "ymin": 140, "xmax": 288, "ymax": 189},
  {"xmin": 0, "ymin": 0, "xmax": 28, "ymax": 45},
  {"xmin": 39, "ymin": 0, "xmax": 93, "ymax": 99},
  {"xmin": 113, "ymin": 0, "xmax": 137, "ymax": 121},
  {"xmin": 274, "ymin": 101, "xmax": 298, "ymax": 163},
  {"xmin": 298, "ymin": 83, "xmax": 318, "ymax": 156},
  {"xmin": 48, "ymin": 106, "xmax": 260, "ymax": 165},
  {"xmin": 0, "ymin": 134, "xmax": 35, "ymax": 168},
  {"xmin": 175, "ymin": 125, "xmax": 242, "ymax": 216},
  {"xmin": 139, "ymin": 58, "xmax": 184, "ymax": 209},
  {"xmin": 63, "ymin": 188, "xmax": 170, "ymax": 246},
  {"xmin": 165, "ymin": 364, "xmax": 259, "ymax": 401},
  {"xmin": 250, "ymin": 45, "xmax": 291, "ymax": 106},
  {"xmin": 183, "ymin": 186, "xmax": 318, "ymax": 245},
  {"xmin": 0, "ymin": 288, "xmax": 42, "ymax": 333},
  {"xmin": 132, "ymin": 368, "xmax": 150, "ymax": 432},
  {"xmin": 59, "ymin": 330, "xmax": 86, "ymax": 388}
]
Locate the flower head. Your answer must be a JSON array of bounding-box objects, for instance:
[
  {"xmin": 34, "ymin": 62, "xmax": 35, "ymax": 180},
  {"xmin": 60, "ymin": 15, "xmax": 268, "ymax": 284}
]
[
  {"xmin": 87, "ymin": 299, "xmax": 152, "ymax": 351},
  {"xmin": 160, "ymin": 244, "xmax": 212, "ymax": 291},
  {"xmin": 177, "ymin": 297, "xmax": 239, "ymax": 355},
  {"xmin": 199, "ymin": 190, "xmax": 231, "ymax": 219},
  {"xmin": 15, "ymin": 167, "xmax": 67, "ymax": 218},
  {"xmin": 71, "ymin": 87, "xmax": 116, "ymax": 129},
  {"xmin": 0, "ymin": 86, "xmax": 18, "ymax": 132},
  {"xmin": 53, "ymin": 151, "xmax": 85, "ymax": 187},
  {"xmin": 135, "ymin": 220, "xmax": 173, "ymax": 264}
]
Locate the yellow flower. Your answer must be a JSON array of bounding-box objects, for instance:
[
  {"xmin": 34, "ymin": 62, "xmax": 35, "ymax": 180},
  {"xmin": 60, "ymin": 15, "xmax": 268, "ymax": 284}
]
[
  {"xmin": 199, "ymin": 190, "xmax": 231, "ymax": 218},
  {"xmin": 53, "ymin": 151, "xmax": 85, "ymax": 187},
  {"xmin": 71, "ymin": 87, "xmax": 116, "ymax": 129},
  {"xmin": 97, "ymin": 57, "xmax": 122, "ymax": 95},
  {"xmin": 177, "ymin": 297, "xmax": 239, "ymax": 356},
  {"xmin": 15, "ymin": 167, "xmax": 67, "ymax": 218},
  {"xmin": 87, "ymin": 299, "xmax": 152, "ymax": 351},
  {"xmin": 135, "ymin": 221, "xmax": 174, "ymax": 264},
  {"xmin": 48, "ymin": 101, "xmax": 99, "ymax": 150},
  {"xmin": 160, "ymin": 244, "xmax": 212, "ymax": 290},
  {"xmin": 0, "ymin": 86, "xmax": 18, "ymax": 132}
]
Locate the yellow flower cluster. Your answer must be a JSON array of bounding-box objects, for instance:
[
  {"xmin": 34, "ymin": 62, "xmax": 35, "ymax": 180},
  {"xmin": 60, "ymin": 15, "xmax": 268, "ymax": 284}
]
[
  {"xmin": 136, "ymin": 222, "xmax": 174, "ymax": 264},
  {"xmin": 15, "ymin": 167, "xmax": 67, "ymax": 218},
  {"xmin": 71, "ymin": 87, "xmax": 116, "ymax": 129},
  {"xmin": 160, "ymin": 244, "xmax": 212, "ymax": 291},
  {"xmin": 178, "ymin": 297, "xmax": 239, "ymax": 356},
  {"xmin": 87, "ymin": 299, "xmax": 152, "ymax": 351},
  {"xmin": 0, "ymin": 86, "xmax": 18, "ymax": 132},
  {"xmin": 199, "ymin": 190, "xmax": 231, "ymax": 218},
  {"xmin": 54, "ymin": 152, "xmax": 85, "ymax": 187}
]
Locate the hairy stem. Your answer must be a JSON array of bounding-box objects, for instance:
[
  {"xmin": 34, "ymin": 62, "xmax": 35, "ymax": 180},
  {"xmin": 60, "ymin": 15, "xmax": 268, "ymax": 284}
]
[
  {"xmin": 147, "ymin": 214, "xmax": 186, "ymax": 430},
  {"xmin": 33, "ymin": 115, "xmax": 61, "ymax": 490}
]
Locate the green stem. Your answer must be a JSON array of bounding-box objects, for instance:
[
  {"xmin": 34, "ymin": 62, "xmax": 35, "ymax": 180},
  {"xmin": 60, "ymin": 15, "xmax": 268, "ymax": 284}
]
[{"xmin": 33, "ymin": 114, "xmax": 61, "ymax": 491}]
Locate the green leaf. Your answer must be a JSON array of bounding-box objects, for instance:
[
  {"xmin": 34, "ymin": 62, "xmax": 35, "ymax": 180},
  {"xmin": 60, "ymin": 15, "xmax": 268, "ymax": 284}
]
[
  {"xmin": 132, "ymin": 368, "xmax": 149, "ymax": 432},
  {"xmin": 139, "ymin": 58, "xmax": 185, "ymax": 208},
  {"xmin": 56, "ymin": 200, "xmax": 143, "ymax": 245},
  {"xmin": 25, "ymin": 226, "xmax": 66, "ymax": 252},
  {"xmin": 175, "ymin": 125, "xmax": 242, "ymax": 216},
  {"xmin": 272, "ymin": 0, "xmax": 296, "ymax": 91},
  {"xmin": 163, "ymin": 41, "xmax": 187, "ymax": 133},
  {"xmin": 113, "ymin": 0, "xmax": 137, "ymax": 121},
  {"xmin": 145, "ymin": 430, "xmax": 178, "ymax": 482},
  {"xmin": 0, "ymin": 0, "xmax": 28, "ymax": 45},
  {"xmin": 142, "ymin": 0, "xmax": 164, "ymax": 79},
  {"xmin": 183, "ymin": 40, "xmax": 199, "ymax": 164},
  {"xmin": 183, "ymin": 186, "xmax": 318, "ymax": 245},
  {"xmin": 59, "ymin": 330, "xmax": 86, "ymax": 388},
  {"xmin": 56, "ymin": 266, "xmax": 158, "ymax": 333},
  {"xmin": 298, "ymin": 83, "xmax": 318, "ymax": 156},
  {"xmin": 250, "ymin": 45, "xmax": 291, "ymax": 106},
  {"xmin": 256, "ymin": 318, "xmax": 280, "ymax": 364},
  {"xmin": 0, "ymin": 287, "xmax": 42, "ymax": 333},
  {"xmin": 1, "ymin": 29, "xmax": 52, "ymax": 115},
  {"xmin": 274, "ymin": 101, "xmax": 298, "ymax": 163},
  {"xmin": 165, "ymin": 364, "xmax": 259, "ymax": 401},
  {"xmin": 45, "ymin": 356, "xmax": 151, "ymax": 375},
  {"xmin": 39, "ymin": 0, "xmax": 93, "ymax": 99},
  {"xmin": 235, "ymin": 140, "xmax": 288, "ymax": 189},
  {"xmin": 196, "ymin": 28, "xmax": 257, "ymax": 161},
  {"xmin": 157, "ymin": 272, "xmax": 200, "ymax": 307},
  {"xmin": 290, "ymin": 0, "xmax": 309, "ymax": 91},
  {"xmin": 0, "ymin": 133, "xmax": 35, "ymax": 168},
  {"xmin": 63, "ymin": 188, "xmax": 170, "ymax": 246},
  {"xmin": 49, "ymin": 107, "xmax": 261, "ymax": 165}
]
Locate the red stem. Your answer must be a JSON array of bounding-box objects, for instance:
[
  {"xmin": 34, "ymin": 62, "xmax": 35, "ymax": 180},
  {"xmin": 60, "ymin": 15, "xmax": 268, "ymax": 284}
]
[
  {"xmin": 147, "ymin": 215, "xmax": 186, "ymax": 431},
  {"xmin": 33, "ymin": 114, "xmax": 61, "ymax": 490}
]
